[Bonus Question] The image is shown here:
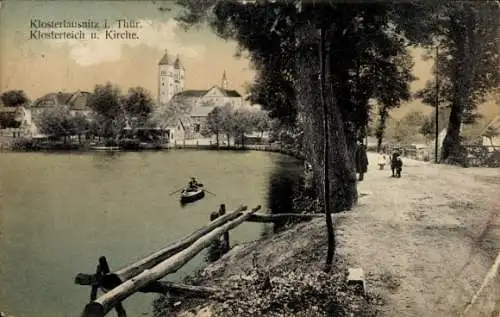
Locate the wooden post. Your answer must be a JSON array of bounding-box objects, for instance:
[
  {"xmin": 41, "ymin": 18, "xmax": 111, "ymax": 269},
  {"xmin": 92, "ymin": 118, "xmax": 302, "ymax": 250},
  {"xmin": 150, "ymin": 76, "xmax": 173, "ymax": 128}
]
[
  {"xmin": 219, "ymin": 204, "xmax": 230, "ymax": 253},
  {"xmin": 81, "ymin": 206, "xmax": 261, "ymax": 317}
]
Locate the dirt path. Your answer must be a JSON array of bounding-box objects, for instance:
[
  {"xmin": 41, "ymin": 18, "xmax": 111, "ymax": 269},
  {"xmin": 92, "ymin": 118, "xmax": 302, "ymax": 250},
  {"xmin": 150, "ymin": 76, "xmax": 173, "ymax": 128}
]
[{"xmin": 336, "ymin": 153, "xmax": 500, "ymax": 317}]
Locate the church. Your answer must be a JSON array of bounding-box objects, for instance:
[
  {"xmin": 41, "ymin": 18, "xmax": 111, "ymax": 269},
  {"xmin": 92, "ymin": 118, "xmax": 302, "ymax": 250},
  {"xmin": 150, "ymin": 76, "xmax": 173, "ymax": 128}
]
[{"xmin": 157, "ymin": 50, "xmax": 245, "ymax": 137}]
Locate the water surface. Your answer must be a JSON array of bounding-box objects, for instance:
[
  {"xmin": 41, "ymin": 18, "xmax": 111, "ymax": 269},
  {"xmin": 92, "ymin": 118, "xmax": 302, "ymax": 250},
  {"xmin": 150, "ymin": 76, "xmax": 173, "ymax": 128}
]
[{"xmin": 0, "ymin": 150, "xmax": 301, "ymax": 317}]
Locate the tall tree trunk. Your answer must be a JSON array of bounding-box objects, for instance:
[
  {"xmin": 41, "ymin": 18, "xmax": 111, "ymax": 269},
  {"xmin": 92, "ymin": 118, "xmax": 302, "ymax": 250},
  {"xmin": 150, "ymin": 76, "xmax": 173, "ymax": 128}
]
[
  {"xmin": 320, "ymin": 24, "xmax": 335, "ymax": 272},
  {"xmin": 327, "ymin": 32, "xmax": 358, "ymax": 213},
  {"xmin": 442, "ymin": 9, "xmax": 476, "ymax": 164}
]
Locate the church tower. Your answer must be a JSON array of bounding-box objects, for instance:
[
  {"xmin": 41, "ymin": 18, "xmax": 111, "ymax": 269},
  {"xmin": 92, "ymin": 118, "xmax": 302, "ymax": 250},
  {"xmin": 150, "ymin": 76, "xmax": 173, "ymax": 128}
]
[
  {"xmin": 158, "ymin": 49, "xmax": 184, "ymax": 105},
  {"xmin": 173, "ymin": 55, "xmax": 185, "ymax": 95},
  {"xmin": 221, "ymin": 70, "xmax": 228, "ymax": 90}
]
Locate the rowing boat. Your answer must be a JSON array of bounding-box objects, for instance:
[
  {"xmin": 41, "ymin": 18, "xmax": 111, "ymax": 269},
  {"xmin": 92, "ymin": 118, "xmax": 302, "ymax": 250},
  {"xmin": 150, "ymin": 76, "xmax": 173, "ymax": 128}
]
[{"xmin": 180, "ymin": 187, "xmax": 205, "ymax": 204}]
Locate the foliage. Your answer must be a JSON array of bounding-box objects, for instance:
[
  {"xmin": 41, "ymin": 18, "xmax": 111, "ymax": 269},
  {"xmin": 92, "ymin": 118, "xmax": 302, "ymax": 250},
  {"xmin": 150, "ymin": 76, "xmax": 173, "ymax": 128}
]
[
  {"xmin": 250, "ymin": 108, "xmax": 271, "ymax": 136},
  {"xmin": 152, "ymin": 99, "xmax": 191, "ymax": 129},
  {"xmin": 175, "ymin": 1, "xmax": 417, "ymax": 213},
  {"xmin": 87, "ymin": 83, "xmax": 126, "ymax": 139},
  {"xmin": 390, "ymin": 111, "xmax": 427, "ymax": 143},
  {"xmin": 35, "ymin": 106, "xmax": 78, "ymax": 139},
  {"xmin": 122, "ymin": 87, "xmax": 155, "ymax": 127},
  {"xmin": 409, "ymin": 2, "xmax": 500, "ymax": 163},
  {"xmin": 202, "ymin": 102, "xmax": 272, "ymax": 146},
  {"xmin": 419, "ymin": 107, "xmax": 451, "ymax": 139},
  {"xmin": 201, "ymin": 104, "xmax": 225, "ymax": 145},
  {"xmin": 0, "ymin": 110, "xmax": 22, "ymax": 128},
  {"xmin": 10, "ymin": 138, "xmax": 36, "ymax": 151},
  {"xmin": 0, "ymin": 90, "xmax": 29, "ymax": 107},
  {"xmin": 210, "ymin": 269, "xmax": 377, "ymax": 317},
  {"xmin": 230, "ymin": 107, "xmax": 255, "ymax": 144}
]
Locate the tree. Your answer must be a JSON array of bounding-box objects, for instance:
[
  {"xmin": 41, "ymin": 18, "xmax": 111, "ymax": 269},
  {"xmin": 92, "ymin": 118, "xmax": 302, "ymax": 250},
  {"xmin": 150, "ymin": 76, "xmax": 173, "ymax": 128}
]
[
  {"xmin": 176, "ymin": 0, "xmax": 417, "ymax": 271},
  {"xmin": 36, "ymin": 106, "xmax": 74, "ymax": 142},
  {"xmin": 70, "ymin": 114, "xmax": 90, "ymax": 143},
  {"xmin": 419, "ymin": 107, "xmax": 451, "ymax": 140},
  {"xmin": 87, "ymin": 82, "xmax": 126, "ymax": 140},
  {"xmin": 219, "ymin": 103, "xmax": 235, "ymax": 146},
  {"xmin": 152, "ymin": 99, "xmax": 191, "ymax": 130},
  {"xmin": 374, "ymin": 105, "xmax": 389, "ymax": 151},
  {"xmin": 122, "ymin": 87, "xmax": 155, "ymax": 128},
  {"xmin": 231, "ymin": 107, "xmax": 255, "ymax": 147},
  {"xmin": 251, "ymin": 109, "xmax": 271, "ymax": 138},
  {"xmin": 405, "ymin": 2, "xmax": 500, "ymax": 164},
  {"xmin": 202, "ymin": 106, "xmax": 224, "ymax": 146},
  {"xmin": 0, "ymin": 90, "xmax": 29, "ymax": 107}
]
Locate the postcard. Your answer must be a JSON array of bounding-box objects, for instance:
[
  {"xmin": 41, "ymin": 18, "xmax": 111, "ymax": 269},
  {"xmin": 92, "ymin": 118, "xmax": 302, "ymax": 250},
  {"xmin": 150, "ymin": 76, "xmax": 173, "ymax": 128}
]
[{"xmin": 1, "ymin": 1, "xmax": 498, "ymax": 317}]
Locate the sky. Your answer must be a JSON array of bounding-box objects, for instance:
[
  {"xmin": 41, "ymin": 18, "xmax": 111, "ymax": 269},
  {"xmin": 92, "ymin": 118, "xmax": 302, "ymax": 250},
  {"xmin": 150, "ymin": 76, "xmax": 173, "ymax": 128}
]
[
  {"xmin": 0, "ymin": 0, "xmax": 497, "ymax": 120},
  {"xmin": 0, "ymin": 0, "xmax": 255, "ymax": 99}
]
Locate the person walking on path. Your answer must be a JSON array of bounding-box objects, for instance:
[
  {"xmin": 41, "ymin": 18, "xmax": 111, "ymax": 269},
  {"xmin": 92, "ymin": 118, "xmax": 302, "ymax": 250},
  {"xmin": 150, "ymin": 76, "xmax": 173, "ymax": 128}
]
[
  {"xmin": 377, "ymin": 152, "xmax": 387, "ymax": 170},
  {"xmin": 390, "ymin": 150, "xmax": 399, "ymax": 177},
  {"xmin": 355, "ymin": 141, "xmax": 369, "ymax": 181},
  {"xmin": 394, "ymin": 153, "xmax": 403, "ymax": 177}
]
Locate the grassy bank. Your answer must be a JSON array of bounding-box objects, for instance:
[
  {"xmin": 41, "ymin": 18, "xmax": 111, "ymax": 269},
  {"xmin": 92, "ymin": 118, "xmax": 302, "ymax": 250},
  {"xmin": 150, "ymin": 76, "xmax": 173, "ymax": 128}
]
[{"xmin": 152, "ymin": 185, "xmax": 381, "ymax": 317}]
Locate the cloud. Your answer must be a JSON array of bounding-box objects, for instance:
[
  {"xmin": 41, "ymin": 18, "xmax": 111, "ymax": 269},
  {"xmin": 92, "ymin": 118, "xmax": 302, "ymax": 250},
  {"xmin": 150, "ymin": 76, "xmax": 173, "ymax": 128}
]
[{"xmin": 48, "ymin": 19, "xmax": 206, "ymax": 67}]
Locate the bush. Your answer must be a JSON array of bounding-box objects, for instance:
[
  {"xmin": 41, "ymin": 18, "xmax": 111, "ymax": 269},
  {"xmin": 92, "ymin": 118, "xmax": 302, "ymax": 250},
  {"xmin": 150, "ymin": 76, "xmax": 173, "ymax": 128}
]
[{"xmin": 11, "ymin": 138, "xmax": 36, "ymax": 151}]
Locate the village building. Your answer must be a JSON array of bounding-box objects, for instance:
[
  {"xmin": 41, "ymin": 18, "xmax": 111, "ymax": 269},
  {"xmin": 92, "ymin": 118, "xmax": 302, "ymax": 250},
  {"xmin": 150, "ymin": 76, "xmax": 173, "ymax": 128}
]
[
  {"xmin": 479, "ymin": 115, "xmax": 500, "ymax": 151},
  {"xmin": 0, "ymin": 106, "xmax": 34, "ymax": 136},
  {"xmin": 157, "ymin": 51, "xmax": 245, "ymax": 138},
  {"xmin": 30, "ymin": 91, "xmax": 92, "ymax": 117}
]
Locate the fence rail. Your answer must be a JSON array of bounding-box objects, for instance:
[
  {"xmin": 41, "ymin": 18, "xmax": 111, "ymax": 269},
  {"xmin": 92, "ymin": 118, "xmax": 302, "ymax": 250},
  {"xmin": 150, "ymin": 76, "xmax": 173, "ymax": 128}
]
[{"xmin": 75, "ymin": 203, "xmax": 324, "ymax": 317}]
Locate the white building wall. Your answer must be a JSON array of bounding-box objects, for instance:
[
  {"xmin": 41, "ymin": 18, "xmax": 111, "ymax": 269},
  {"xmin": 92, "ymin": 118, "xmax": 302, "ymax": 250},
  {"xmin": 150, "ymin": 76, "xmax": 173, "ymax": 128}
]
[{"xmin": 159, "ymin": 64, "xmax": 176, "ymax": 104}]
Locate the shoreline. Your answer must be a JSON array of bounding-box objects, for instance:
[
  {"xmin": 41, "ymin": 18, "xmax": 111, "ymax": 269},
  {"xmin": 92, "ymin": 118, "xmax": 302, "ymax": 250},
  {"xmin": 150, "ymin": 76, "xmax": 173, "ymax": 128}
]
[{"xmin": 2, "ymin": 142, "xmax": 305, "ymax": 160}]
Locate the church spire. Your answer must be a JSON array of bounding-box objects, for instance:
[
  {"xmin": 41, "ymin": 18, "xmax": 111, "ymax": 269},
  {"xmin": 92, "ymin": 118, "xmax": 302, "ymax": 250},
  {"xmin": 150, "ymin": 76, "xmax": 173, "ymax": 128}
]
[
  {"xmin": 174, "ymin": 55, "xmax": 183, "ymax": 69},
  {"xmin": 221, "ymin": 70, "xmax": 228, "ymax": 90},
  {"xmin": 158, "ymin": 49, "xmax": 170, "ymax": 65}
]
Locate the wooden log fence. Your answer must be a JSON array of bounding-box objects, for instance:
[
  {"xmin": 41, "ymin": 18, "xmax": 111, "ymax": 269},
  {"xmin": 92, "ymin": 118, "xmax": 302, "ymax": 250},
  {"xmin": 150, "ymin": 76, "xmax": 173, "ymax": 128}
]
[{"xmin": 76, "ymin": 203, "xmax": 330, "ymax": 317}]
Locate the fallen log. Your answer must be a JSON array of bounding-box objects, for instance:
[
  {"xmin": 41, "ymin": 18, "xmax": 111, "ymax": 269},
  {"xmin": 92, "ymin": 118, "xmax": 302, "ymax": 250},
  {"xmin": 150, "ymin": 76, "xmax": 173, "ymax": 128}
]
[
  {"xmin": 82, "ymin": 205, "xmax": 261, "ymax": 317},
  {"xmin": 246, "ymin": 213, "xmax": 323, "ymax": 223},
  {"xmin": 246, "ymin": 212, "xmax": 348, "ymax": 223},
  {"xmin": 141, "ymin": 281, "xmax": 221, "ymax": 298},
  {"xmin": 74, "ymin": 276, "xmax": 221, "ymax": 298},
  {"xmin": 77, "ymin": 205, "xmax": 248, "ymax": 289}
]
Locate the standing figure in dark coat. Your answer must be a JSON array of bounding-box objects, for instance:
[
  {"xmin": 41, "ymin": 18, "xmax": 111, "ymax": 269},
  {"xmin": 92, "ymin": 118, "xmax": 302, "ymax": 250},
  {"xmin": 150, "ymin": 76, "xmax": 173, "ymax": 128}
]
[
  {"xmin": 355, "ymin": 142, "xmax": 369, "ymax": 181},
  {"xmin": 394, "ymin": 153, "xmax": 403, "ymax": 177},
  {"xmin": 390, "ymin": 151, "xmax": 399, "ymax": 177}
]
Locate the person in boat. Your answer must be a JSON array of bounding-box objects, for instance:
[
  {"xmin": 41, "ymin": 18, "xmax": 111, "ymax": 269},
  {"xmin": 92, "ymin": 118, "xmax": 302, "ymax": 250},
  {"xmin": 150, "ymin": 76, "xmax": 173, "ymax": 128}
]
[{"xmin": 188, "ymin": 177, "xmax": 199, "ymax": 190}]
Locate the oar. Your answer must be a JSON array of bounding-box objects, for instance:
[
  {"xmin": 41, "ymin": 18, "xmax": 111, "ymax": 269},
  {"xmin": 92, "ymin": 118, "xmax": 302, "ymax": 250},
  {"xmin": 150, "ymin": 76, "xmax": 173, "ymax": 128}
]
[
  {"xmin": 203, "ymin": 189, "xmax": 216, "ymax": 196},
  {"xmin": 169, "ymin": 187, "xmax": 184, "ymax": 195}
]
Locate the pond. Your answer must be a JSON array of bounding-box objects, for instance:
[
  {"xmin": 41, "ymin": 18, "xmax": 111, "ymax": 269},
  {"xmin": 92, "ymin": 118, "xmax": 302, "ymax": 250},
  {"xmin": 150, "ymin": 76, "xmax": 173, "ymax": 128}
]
[{"xmin": 0, "ymin": 150, "xmax": 302, "ymax": 317}]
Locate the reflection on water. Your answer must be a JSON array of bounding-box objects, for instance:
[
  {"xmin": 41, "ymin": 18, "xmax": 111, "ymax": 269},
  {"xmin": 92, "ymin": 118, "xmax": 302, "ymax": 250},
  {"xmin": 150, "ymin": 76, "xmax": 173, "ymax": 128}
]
[{"xmin": 0, "ymin": 150, "xmax": 302, "ymax": 317}]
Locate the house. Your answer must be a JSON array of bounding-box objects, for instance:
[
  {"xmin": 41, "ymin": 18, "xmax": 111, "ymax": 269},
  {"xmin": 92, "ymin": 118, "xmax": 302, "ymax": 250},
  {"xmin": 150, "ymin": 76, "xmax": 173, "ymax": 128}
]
[
  {"xmin": 479, "ymin": 115, "xmax": 500, "ymax": 151},
  {"xmin": 0, "ymin": 106, "xmax": 35, "ymax": 136},
  {"xmin": 30, "ymin": 91, "xmax": 92, "ymax": 117},
  {"xmin": 165, "ymin": 119, "xmax": 186, "ymax": 144},
  {"xmin": 171, "ymin": 84, "xmax": 244, "ymax": 136}
]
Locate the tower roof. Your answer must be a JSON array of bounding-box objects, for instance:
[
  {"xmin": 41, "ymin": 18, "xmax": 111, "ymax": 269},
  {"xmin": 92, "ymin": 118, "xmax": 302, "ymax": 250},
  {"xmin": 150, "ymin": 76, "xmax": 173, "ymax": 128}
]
[
  {"xmin": 158, "ymin": 49, "xmax": 170, "ymax": 65},
  {"xmin": 174, "ymin": 56, "xmax": 184, "ymax": 69}
]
